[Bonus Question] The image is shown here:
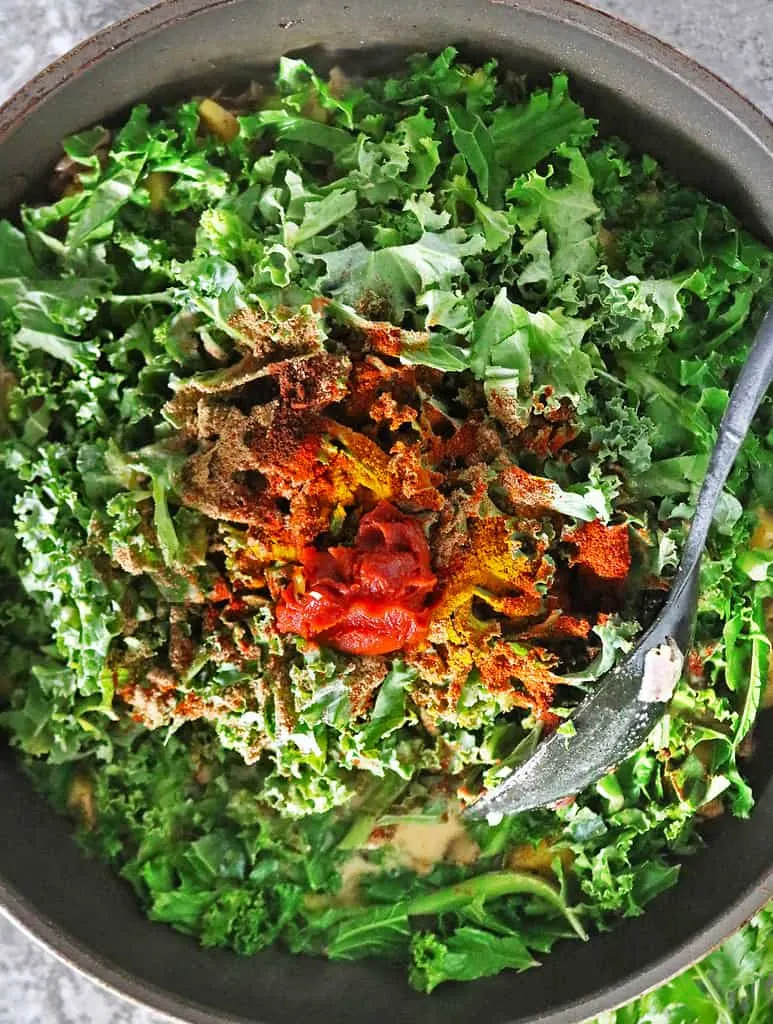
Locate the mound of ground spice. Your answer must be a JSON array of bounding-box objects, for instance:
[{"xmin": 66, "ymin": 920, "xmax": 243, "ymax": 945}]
[
  {"xmin": 433, "ymin": 515, "xmax": 553, "ymax": 622},
  {"xmin": 564, "ymin": 519, "xmax": 632, "ymax": 581}
]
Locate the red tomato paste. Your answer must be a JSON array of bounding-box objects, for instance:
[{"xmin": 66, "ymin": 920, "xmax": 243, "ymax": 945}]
[{"xmin": 275, "ymin": 501, "xmax": 436, "ymax": 655}]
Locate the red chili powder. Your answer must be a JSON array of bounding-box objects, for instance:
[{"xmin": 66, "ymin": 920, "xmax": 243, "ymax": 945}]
[
  {"xmin": 499, "ymin": 465, "xmax": 557, "ymax": 514},
  {"xmin": 474, "ymin": 641, "xmax": 561, "ymax": 714},
  {"xmin": 564, "ymin": 519, "xmax": 631, "ymax": 581}
]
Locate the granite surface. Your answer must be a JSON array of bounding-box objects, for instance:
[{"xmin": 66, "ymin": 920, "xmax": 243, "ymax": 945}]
[{"xmin": 0, "ymin": 1, "xmax": 771, "ymax": 1022}]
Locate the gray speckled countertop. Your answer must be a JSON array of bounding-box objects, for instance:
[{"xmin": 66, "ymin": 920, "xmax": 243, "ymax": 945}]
[{"xmin": 0, "ymin": 2, "xmax": 771, "ymax": 1022}]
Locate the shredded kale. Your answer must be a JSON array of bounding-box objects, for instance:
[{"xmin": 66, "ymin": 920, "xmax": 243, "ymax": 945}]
[
  {"xmin": 591, "ymin": 901, "xmax": 773, "ymax": 1024},
  {"xmin": 0, "ymin": 47, "xmax": 771, "ymax": 995}
]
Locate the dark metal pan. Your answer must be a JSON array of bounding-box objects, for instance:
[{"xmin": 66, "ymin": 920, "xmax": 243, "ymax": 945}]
[{"xmin": 1, "ymin": 2, "xmax": 772, "ymax": 1022}]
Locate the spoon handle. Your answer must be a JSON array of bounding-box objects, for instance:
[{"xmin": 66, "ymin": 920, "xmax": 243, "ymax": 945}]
[{"xmin": 680, "ymin": 305, "xmax": 773, "ymax": 573}]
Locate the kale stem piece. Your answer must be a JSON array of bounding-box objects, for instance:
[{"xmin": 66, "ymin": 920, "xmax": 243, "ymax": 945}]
[
  {"xmin": 405, "ymin": 870, "xmax": 588, "ymax": 941},
  {"xmin": 338, "ymin": 772, "xmax": 409, "ymax": 851}
]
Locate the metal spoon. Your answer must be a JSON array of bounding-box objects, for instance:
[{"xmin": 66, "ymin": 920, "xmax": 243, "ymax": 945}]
[{"xmin": 465, "ymin": 305, "xmax": 773, "ymax": 820}]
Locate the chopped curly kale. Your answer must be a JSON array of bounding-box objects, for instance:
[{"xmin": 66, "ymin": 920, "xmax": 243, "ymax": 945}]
[
  {"xmin": 0, "ymin": 47, "xmax": 771, "ymax": 996},
  {"xmin": 590, "ymin": 900, "xmax": 773, "ymax": 1024}
]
